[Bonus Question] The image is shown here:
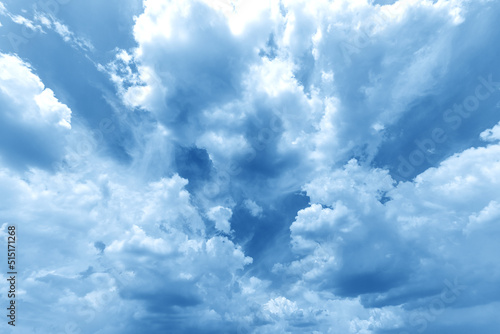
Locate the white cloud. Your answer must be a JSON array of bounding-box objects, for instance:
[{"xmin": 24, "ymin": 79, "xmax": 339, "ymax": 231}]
[
  {"xmin": 34, "ymin": 88, "xmax": 72, "ymax": 128},
  {"xmin": 197, "ymin": 131, "xmax": 251, "ymax": 164},
  {"xmin": 0, "ymin": 2, "xmax": 42, "ymax": 31},
  {"xmin": 264, "ymin": 296, "xmax": 298, "ymax": 316},
  {"xmin": 9, "ymin": 13, "xmax": 42, "ymax": 31},
  {"xmin": 480, "ymin": 121, "xmax": 500, "ymax": 142},
  {"xmin": 35, "ymin": 13, "xmax": 94, "ymax": 51},
  {"xmin": 279, "ymin": 129, "xmax": 500, "ymax": 331},
  {"xmin": 243, "ymin": 199, "xmax": 263, "ymax": 217},
  {"xmin": 0, "ymin": 157, "xmax": 255, "ymax": 332},
  {"xmin": 0, "ymin": 2, "xmax": 6, "ymax": 15},
  {"xmin": 207, "ymin": 205, "xmax": 233, "ymax": 233},
  {"xmin": 465, "ymin": 200, "xmax": 500, "ymax": 235},
  {"xmin": 113, "ymin": 0, "xmax": 473, "ymax": 201},
  {"xmin": 0, "ymin": 54, "xmax": 71, "ymax": 128},
  {"xmin": 0, "ymin": 53, "xmax": 72, "ymax": 168}
]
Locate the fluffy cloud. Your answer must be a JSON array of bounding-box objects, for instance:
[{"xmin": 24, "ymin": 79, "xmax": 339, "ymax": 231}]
[
  {"xmin": 0, "ymin": 53, "xmax": 72, "ymax": 169},
  {"xmin": 0, "ymin": 159, "xmax": 256, "ymax": 333},
  {"xmin": 280, "ymin": 124, "xmax": 500, "ymax": 332},
  {"xmin": 480, "ymin": 121, "xmax": 500, "ymax": 142},
  {"xmin": 77, "ymin": 0, "xmax": 500, "ymax": 331},
  {"xmin": 207, "ymin": 205, "xmax": 233, "ymax": 233},
  {"xmin": 104, "ymin": 0, "xmax": 483, "ymax": 202},
  {"xmin": 0, "ymin": 53, "xmax": 71, "ymax": 128}
]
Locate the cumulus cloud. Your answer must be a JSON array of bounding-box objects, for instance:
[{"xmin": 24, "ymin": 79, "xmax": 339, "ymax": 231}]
[
  {"xmin": 103, "ymin": 0, "xmax": 482, "ymax": 201},
  {"xmin": 86, "ymin": 0, "xmax": 500, "ymax": 331},
  {"xmin": 0, "ymin": 53, "xmax": 72, "ymax": 169},
  {"xmin": 0, "ymin": 158, "xmax": 256, "ymax": 332},
  {"xmin": 279, "ymin": 129, "xmax": 500, "ymax": 332},
  {"xmin": 207, "ymin": 205, "xmax": 233, "ymax": 233}
]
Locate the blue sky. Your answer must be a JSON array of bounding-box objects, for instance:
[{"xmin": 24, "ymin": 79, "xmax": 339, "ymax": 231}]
[{"xmin": 1, "ymin": 0, "xmax": 500, "ymax": 333}]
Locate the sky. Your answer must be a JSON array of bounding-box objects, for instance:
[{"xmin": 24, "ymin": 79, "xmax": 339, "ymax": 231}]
[{"xmin": 0, "ymin": 0, "xmax": 500, "ymax": 333}]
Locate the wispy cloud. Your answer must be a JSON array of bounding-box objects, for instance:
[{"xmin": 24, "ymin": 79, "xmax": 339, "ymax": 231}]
[{"xmin": 35, "ymin": 13, "xmax": 94, "ymax": 51}]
